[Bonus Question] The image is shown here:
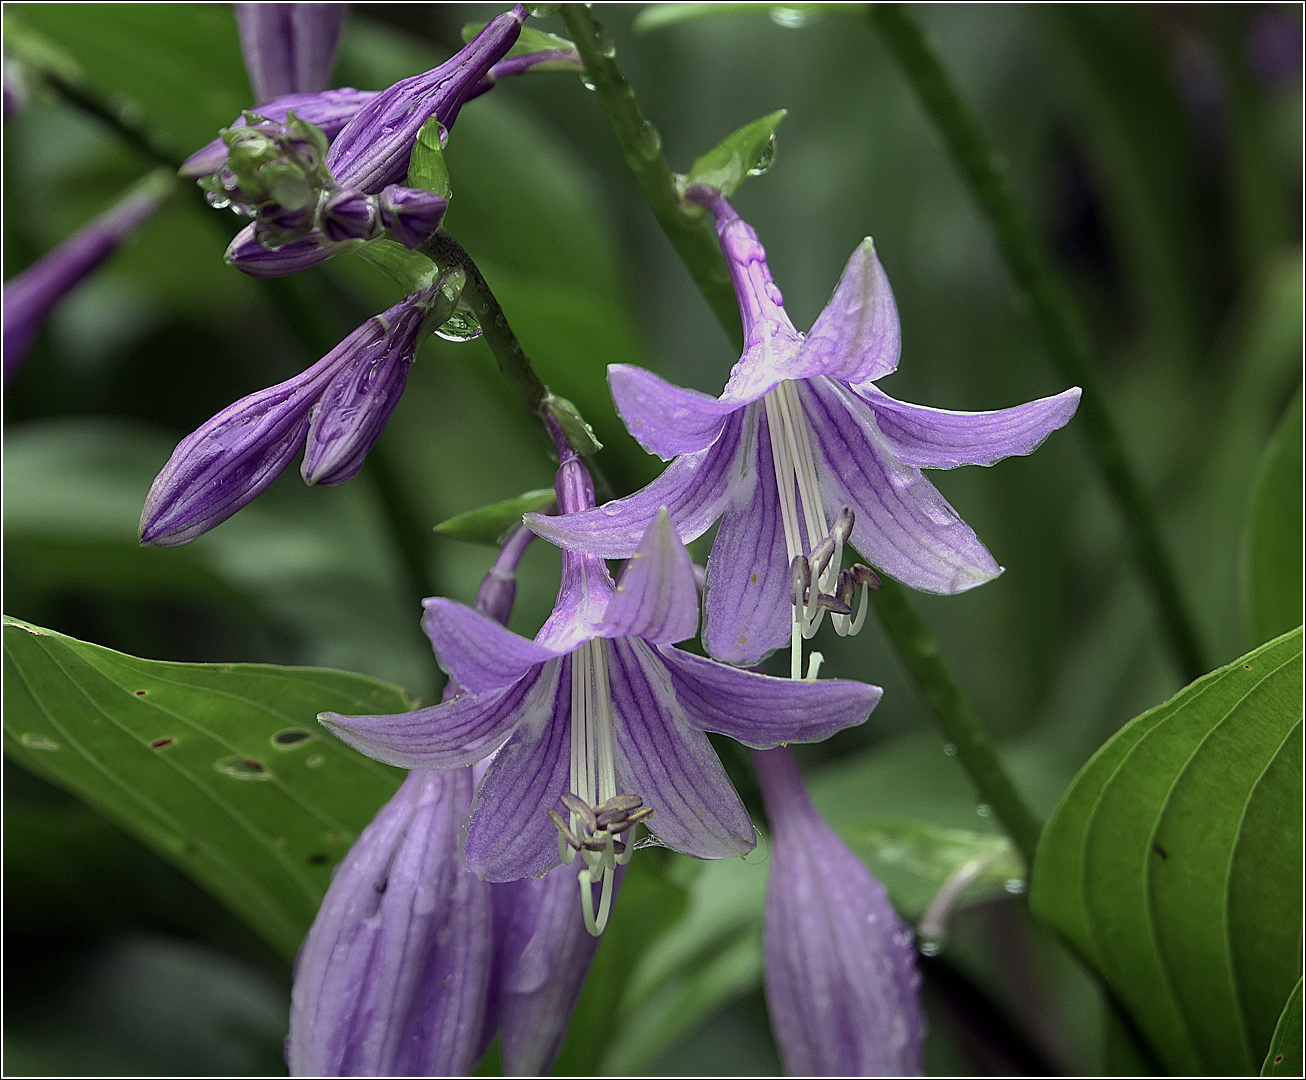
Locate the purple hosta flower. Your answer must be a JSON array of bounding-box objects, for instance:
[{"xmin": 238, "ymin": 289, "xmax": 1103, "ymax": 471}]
[
  {"xmin": 140, "ymin": 274, "xmax": 460, "ymax": 546},
  {"xmin": 752, "ymin": 746, "xmax": 925, "ymax": 1076},
  {"xmin": 3, "ymin": 170, "xmax": 172, "ymax": 385},
  {"xmin": 529, "ymin": 190, "xmax": 1082, "ymax": 671},
  {"xmin": 287, "ymin": 767, "xmax": 492, "ymax": 1077},
  {"xmin": 322, "ymin": 448, "xmax": 882, "ymax": 935},
  {"xmin": 236, "ymin": 3, "xmax": 349, "ymax": 103}
]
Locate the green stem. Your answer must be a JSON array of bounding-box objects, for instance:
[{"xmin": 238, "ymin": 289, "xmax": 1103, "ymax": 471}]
[
  {"xmin": 567, "ymin": 4, "xmax": 1041, "ymax": 863},
  {"xmin": 559, "ymin": 3, "xmax": 743, "ymax": 350},
  {"xmin": 870, "ymin": 578, "xmax": 1042, "ymax": 866},
  {"xmin": 869, "ymin": 4, "xmax": 1209, "ymax": 685},
  {"xmin": 41, "ymin": 68, "xmax": 184, "ymax": 173}
]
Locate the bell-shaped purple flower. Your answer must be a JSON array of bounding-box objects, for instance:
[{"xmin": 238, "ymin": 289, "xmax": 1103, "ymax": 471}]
[
  {"xmin": 529, "ymin": 191, "xmax": 1082, "ymax": 667},
  {"xmin": 140, "ymin": 277, "xmax": 456, "ymax": 545},
  {"xmin": 235, "ymin": 3, "xmax": 349, "ymax": 103},
  {"xmin": 3, "ymin": 171, "xmax": 171, "ymax": 384},
  {"xmin": 286, "ymin": 767, "xmax": 494, "ymax": 1077},
  {"xmin": 752, "ymin": 746, "xmax": 925, "ymax": 1077},
  {"xmin": 377, "ymin": 184, "xmax": 450, "ymax": 250}
]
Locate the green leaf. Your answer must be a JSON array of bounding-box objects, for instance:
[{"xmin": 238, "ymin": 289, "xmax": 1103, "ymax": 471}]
[
  {"xmin": 684, "ymin": 110, "xmax": 786, "ymax": 199},
  {"xmin": 544, "ymin": 392, "xmax": 604, "ymax": 456},
  {"xmin": 352, "ymin": 239, "xmax": 441, "ymax": 294},
  {"xmin": 1031, "ymin": 628, "xmax": 1304, "ymax": 1075},
  {"xmin": 460, "ymin": 22, "xmax": 580, "ymax": 71},
  {"xmin": 1245, "ymin": 393, "xmax": 1304, "ymax": 645},
  {"xmin": 1262, "ymin": 977, "xmax": 1303, "ymax": 1076},
  {"xmin": 407, "ymin": 115, "xmax": 451, "ymax": 200},
  {"xmin": 434, "ymin": 489, "xmax": 555, "ymax": 545},
  {"xmin": 3, "ymin": 617, "xmax": 406, "ymax": 960},
  {"xmin": 839, "ymin": 819, "xmax": 1024, "ymax": 921},
  {"xmin": 633, "ymin": 3, "xmax": 855, "ymax": 33}
]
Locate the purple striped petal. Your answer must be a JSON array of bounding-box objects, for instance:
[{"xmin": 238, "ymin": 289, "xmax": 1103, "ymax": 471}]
[
  {"xmin": 527, "ymin": 409, "xmax": 748, "ymax": 559},
  {"xmin": 534, "ymin": 551, "xmax": 615, "ymax": 654},
  {"xmin": 287, "ymin": 768, "xmax": 493, "ymax": 1077},
  {"xmin": 701, "ymin": 402, "xmax": 792, "ymax": 665},
  {"xmin": 753, "ymin": 747, "xmax": 925, "ymax": 1076},
  {"xmin": 599, "ymin": 510, "xmax": 699, "ymax": 646},
  {"xmin": 421, "ymin": 598, "xmax": 562, "ymax": 693},
  {"xmin": 607, "ymin": 638, "xmax": 755, "ymax": 860},
  {"xmin": 320, "ymin": 661, "xmax": 559, "ymax": 770},
  {"xmin": 463, "ymin": 656, "xmax": 573, "ymax": 881},
  {"xmin": 659, "ymin": 647, "xmax": 881, "ymax": 746},
  {"xmin": 857, "ymin": 383, "xmax": 1082, "ymax": 469},
  {"xmin": 608, "ymin": 363, "xmax": 738, "ymax": 460},
  {"xmin": 791, "ymin": 239, "xmax": 900, "ymax": 387},
  {"xmin": 799, "ymin": 377, "xmax": 1002, "ymax": 594},
  {"xmin": 236, "ymin": 3, "xmax": 349, "ymax": 102},
  {"xmin": 224, "ymin": 222, "xmax": 342, "ymax": 277}
]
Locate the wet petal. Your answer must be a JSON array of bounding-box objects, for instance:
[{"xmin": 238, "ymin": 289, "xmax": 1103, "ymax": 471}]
[
  {"xmin": 791, "ymin": 238, "xmax": 900, "ymax": 387},
  {"xmin": 857, "ymin": 384, "xmax": 1082, "ymax": 469},
  {"xmin": 527, "ymin": 410, "xmax": 748, "ymax": 559},
  {"xmin": 609, "ymin": 363, "xmax": 738, "ymax": 460},
  {"xmin": 659, "ymin": 646, "xmax": 881, "ymax": 745},
  {"xmin": 799, "ymin": 377, "xmax": 1002, "ymax": 594},
  {"xmin": 702, "ymin": 401, "xmax": 792, "ymax": 665},
  {"xmin": 422, "ymin": 598, "xmax": 562, "ymax": 693},
  {"xmin": 599, "ymin": 509, "xmax": 699, "ymax": 645},
  {"xmin": 320, "ymin": 661, "xmax": 558, "ymax": 770},
  {"xmin": 607, "ymin": 639, "xmax": 755, "ymax": 859},
  {"xmin": 464, "ymin": 656, "xmax": 573, "ymax": 881}
]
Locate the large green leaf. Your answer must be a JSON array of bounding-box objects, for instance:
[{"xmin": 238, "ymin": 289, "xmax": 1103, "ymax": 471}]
[
  {"xmin": 1262, "ymin": 977, "xmax": 1303, "ymax": 1077},
  {"xmin": 3, "ymin": 617, "xmax": 406, "ymax": 960},
  {"xmin": 1245, "ymin": 393, "xmax": 1304, "ymax": 646},
  {"xmin": 1031, "ymin": 628, "xmax": 1304, "ymax": 1075}
]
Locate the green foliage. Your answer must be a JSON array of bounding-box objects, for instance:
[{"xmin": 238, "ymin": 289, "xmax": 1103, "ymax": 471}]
[
  {"xmin": 683, "ymin": 110, "xmax": 786, "ymax": 199},
  {"xmin": 1245, "ymin": 393, "xmax": 1304, "ymax": 645},
  {"xmin": 408, "ymin": 115, "xmax": 452, "ymax": 201},
  {"xmin": 1032, "ymin": 628, "xmax": 1304, "ymax": 1075},
  {"xmin": 435, "ymin": 489, "xmax": 556, "ymax": 545},
  {"xmin": 3, "ymin": 617, "xmax": 405, "ymax": 960},
  {"xmin": 1262, "ymin": 977, "xmax": 1303, "ymax": 1077},
  {"xmin": 461, "ymin": 21, "xmax": 580, "ymax": 72}
]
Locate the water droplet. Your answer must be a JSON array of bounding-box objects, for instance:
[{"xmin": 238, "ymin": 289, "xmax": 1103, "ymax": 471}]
[
  {"xmin": 635, "ymin": 121, "xmax": 662, "ymax": 161},
  {"xmin": 1004, "ymin": 878, "xmax": 1028, "ymax": 895},
  {"xmin": 975, "ymin": 803, "xmax": 992, "ymax": 817},
  {"xmin": 434, "ymin": 309, "xmax": 483, "ymax": 342},
  {"xmin": 216, "ymin": 755, "xmax": 271, "ymax": 780},
  {"xmin": 272, "ymin": 728, "xmax": 315, "ymax": 749},
  {"xmin": 20, "ymin": 733, "xmax": 59, "ymax": 751},
  {"xmin": 769, "ymin": 6, "xmax": 820, "ymax": 29},
  {"xmin": 305, "ymin": 754, "xmax": 325, "ymax": 769},
  {"xmin": 579, "ymin": 74, "xmax": 596, "ymax": 92},
  {"xmin": 917, "ymin": 934, "xmax": 945, "ymax": 957},
  {"xmin": 942, "ymin": 743, "xmax": 957, "ymax": 757},
  {"xmin": 747, "ymin": 135, "xmax": 777, "ymax": 176},
  {"xmin": 595, "ymin": 27, "xmax": 617, "ymax": 58}
]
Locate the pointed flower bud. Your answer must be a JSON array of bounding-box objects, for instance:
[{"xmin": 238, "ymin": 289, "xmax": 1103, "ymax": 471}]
[
  {"xmin": 751, "ymin": 747, "xmax": 925, "ymax": 1076},
  {"xmin": 223, "ymin": 223, "xmax": 342, "ymax": 277},
  {"xmin": 3, "ymin": 170, "xmax": 172, "ymax": 385},
  {"xmin": 235, "ymin": 3, "xmax": 349, "ymax": 103},
  {"xmin": 377, "ymin": 184, "xmax": 449, "ymax": 250},
  {"xmin": 318, "ymin": 187, "xmax": 380, "ymax": 243},
  {"xmin": 199, "ymin": 110, "xmax": 333, "ymax": 218}
]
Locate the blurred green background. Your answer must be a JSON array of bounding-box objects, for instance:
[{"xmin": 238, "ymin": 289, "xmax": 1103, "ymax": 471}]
[{"xmin": 3, "ymin": 3, "xmax": 1301, "ymax": 1074}]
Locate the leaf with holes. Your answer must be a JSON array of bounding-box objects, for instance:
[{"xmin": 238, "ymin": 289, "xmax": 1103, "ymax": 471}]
[
  {"xmin": 3, "ymin": 616, "xmax": 405, "ymax": 960},
  {"xmin": 1031, "ymin": 627, "xmax": 1304, "ymax": 1075}
]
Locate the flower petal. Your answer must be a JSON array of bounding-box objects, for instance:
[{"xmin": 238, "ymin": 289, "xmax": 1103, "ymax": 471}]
[
  {"xmin": 607, "ymin": 638, "xmax": 755, "ymax": 859},
  {"xmin": 799, "ymin": 377, "xmax": 1002, "ymax": 593},
  {"xmin": 791, "ymin": 238, "xmax": 900, "ymax": 386},
  {"xmin": 609, "ymin": 363, "xmax": 738, "ymax": 460},
  {"xmin": 599, "ymin": 509, "xmax": 699, "ymax": 645},
  {"xmin": 287, "ymin": 768, "xmax": 494, "ymax": 1077},
  {"xmin": 702, "ymin": 401, "xmax": 792, "ymax": 665},
  {"xmin": 463, "ymin": 657, "xmax": 573, "ymax": 881},
  {"xmin": 659, "ymin": 646, "xmax": 881, "ymax": 745},
  {"xmin": 857, "ymin": 384, "xmax": 1082, "ymax": 469},
  {"xmin": 320, "ymin": 661, "xmax": 558, "ymax": 770},
  {"xmin": 534, "ymin": 551, "xmax": 615, "ymax": 654},
  {"xmin": 422, "ymin": 598, "xmax": 562, "ymax": 693},
  {"xmin": 527, "ymin": 410, "xmax": 748, "ymax": 559}
]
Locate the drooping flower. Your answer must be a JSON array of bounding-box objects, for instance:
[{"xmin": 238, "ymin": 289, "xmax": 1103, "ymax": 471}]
[
  {"xmin": 322, "ymin": 443, "xmax": 882, "ymax": 933},
  {"xmin": 235, "ymin": 3, "xmax": 350, "ymax": 103},
  {"xmin": 528, "ymin": 190, "xmax": 1082, "ymax": 668},
  {"xmin": 751, "ymin": 746, "xmax": 925, "ymax": 1077},
  {"xmin": 3, "ymin": 170, "xmax": 172, "ymax": 384},
  {"xmin": 139, "ymin": 269, "xmax": 463, "ymax": 546}
]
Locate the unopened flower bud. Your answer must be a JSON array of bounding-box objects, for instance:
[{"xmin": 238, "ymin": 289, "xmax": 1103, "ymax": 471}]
[
  {"xmin": 377, "ymin": 184, "xmax": 448, "ymax": 249},
  {"xmin": 318, "ymin": 187, "xmax": 380, "ymax": 243},
  {"xmin": 225, "ymin": 222, "xmax": 343, "ymax": 277}
]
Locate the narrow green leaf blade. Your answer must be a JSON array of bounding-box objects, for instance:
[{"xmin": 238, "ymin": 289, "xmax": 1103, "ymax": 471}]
[
  {"xmin": 434, "ymin": 489, "xmax": 556, "ymax": 545},
  {"xmin": 1262, "ymin": 977, "xmax": 1303, "ymax": 1076},
  {"xmin": 3, "ymin": 617, "xmax": 406, "ymax": 960},
  {"xmin": 685, "ymin": 110, "xmax": 786, "ymax": 199},
  {"xmin": 1032, "ymin": 629, "xmax": 1304, "ymax": 1074},
  {"xmin": 1246, "ymin": 393, "xmax": 1304, "ymax": 645}
]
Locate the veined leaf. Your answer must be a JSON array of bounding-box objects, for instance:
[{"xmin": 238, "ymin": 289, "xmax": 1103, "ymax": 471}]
[
  {"xmin": 1245, "ymin": 392, "xmax": 1303, "ymax": 646},
  {"xmin": 3, "ymin": 617, "xmax": 406, "ymax": 960},
  {"xmin": 684, "ymin": 110, "xmax": 786, "ymax": 199},
  {"xmin": 434, "ymin": 489, "xmax": 556, "ymax": 545},
  {"xmin": 1032, "ymin": 628, "xmax": 1304, "ymax": 1075},
  {"xmin": 1262, "ymin": 977, "xmax": 1303, "ymax": 1076}
]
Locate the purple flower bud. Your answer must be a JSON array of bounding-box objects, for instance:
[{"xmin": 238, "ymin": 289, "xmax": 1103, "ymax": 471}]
[
  {"xmin": 377, "ymin": 184, "xmax": 448, "ymax": 250},
  {"xmin": 254, "ymin": 196, "xmax": 321, "ymax": 249},
  {"xmin": 235, "ymin": 3, "xmax": 349, "ymax": 103},
  {"xmin": 224, "ymin": 222, "xmax": 342, "ymax": 277},
  {"xmin": 286, "ymin": 768, "xmax": 494, "ymax": 1077},
  {"xmin": 4, "ymin": 171, "xmax": 171, "ymax": 385},
  {"xmin": 180, "ymin": 88, "xmax": 377, "ymax": 180},
  {"xmin": 327, "ymin": 6, "xmax": 527, "ymax": 192},
  {"xmin": 318, "ymin": 187, "xmax": 380, "ymax": 243},
  {"xmin": 751, "ymin": 747, "xmax": 925, "ymax": 1076},
  {"xmin": 473, "ymin": 524, "xmax": 537, "ymax": 627}
]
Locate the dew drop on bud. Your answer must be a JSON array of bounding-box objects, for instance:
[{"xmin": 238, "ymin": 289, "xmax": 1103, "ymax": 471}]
[
  {"xmin": 917, "ymin": 934, "xmax": 945, "ymax": 957},
  {"xmin": 434, "ymin": 309, "xmax": 483, "ymax": 342},
  {"xmin": 1004, "ymin": 878, "xmax": 1027, "ymax": 895},
  {"xmin": 975, "ymin": 803, "xmax": 992, "ymax": 817}
]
